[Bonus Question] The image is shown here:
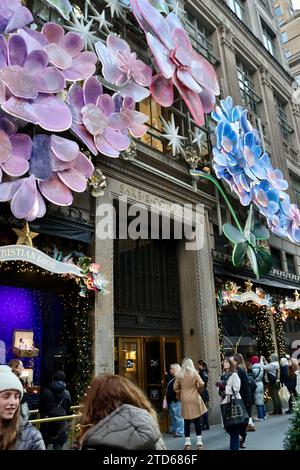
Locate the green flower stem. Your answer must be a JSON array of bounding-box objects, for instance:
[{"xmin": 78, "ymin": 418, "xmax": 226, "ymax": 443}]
[{"xmin": 190, "ymin": 170, "xmax": 244, "ymax": 233}]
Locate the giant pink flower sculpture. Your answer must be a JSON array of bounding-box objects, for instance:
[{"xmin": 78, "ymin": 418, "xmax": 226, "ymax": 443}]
[
  {"xmin": 0, "ymin": 33, "xmax": 72, "ymax": 131},
  {"xmin": 68, "ymin": 77, "xmax": 148, "ymax": 158},
  {"xmin": 95, "ymin": 34, "xmax": 152, "ymax": 102},
  {"xmin": 0, "ymin": 134, "xmax": 94, "ymax": 221},
  {"xmin": 19, "ymin": 22, "xmax": 97, "ymax": 82},
  {"xmin": 130, "ymin": 0, "xmax": 220, "ymax": 126},
  {"xmin": 0, "ymin": 0, "xmax": 33, "ymax": 34}
]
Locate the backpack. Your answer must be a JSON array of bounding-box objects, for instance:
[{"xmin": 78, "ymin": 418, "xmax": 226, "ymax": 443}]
[{"xmin": 48, "ymin": 393, "xmax": 67, "ymax": 418}]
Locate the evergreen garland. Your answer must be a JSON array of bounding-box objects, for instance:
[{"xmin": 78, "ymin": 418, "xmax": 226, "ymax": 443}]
[
  {"xmin": 61, "ymin": 293, "xmax": 93, "ymax": 404},
  {"xmin": 273, "ymin": 311, "xmax": 286, "ymax": 357},
  {"xmin": 254, "ymin": 306, "xmax": 274, "ymax": 357},
  {"xmin": 284, "ymin": 397, "xmax": 300, "ymax": 450}
]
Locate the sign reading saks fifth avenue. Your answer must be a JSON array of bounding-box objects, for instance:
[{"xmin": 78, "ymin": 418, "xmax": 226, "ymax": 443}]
[{"xmin": 0, "ymin": 245, "xmax": 82, "ymax": 276}]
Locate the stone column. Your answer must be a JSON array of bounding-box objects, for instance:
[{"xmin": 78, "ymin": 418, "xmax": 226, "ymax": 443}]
[
  {"xmin": 217, "ymin": 25, "xmax": 241, "ymax": 104},
  {"xmin": 177, "ymin": 211, "xmax": 221, "ymax": 424},
  {"xmin": 94, "ymin": 192, "xmax": 115, "ymax": 375}
]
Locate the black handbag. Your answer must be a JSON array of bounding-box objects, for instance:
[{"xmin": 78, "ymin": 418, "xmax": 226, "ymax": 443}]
[{"xmin": 220, "ymin": 388, "xmax": 249, "ymax": 431}]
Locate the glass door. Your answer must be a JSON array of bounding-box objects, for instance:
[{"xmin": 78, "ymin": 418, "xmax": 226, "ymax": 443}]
[
  {"xmin": 116, "ymin": 337, "xmax": 143, "ymax": 388},
  {"xmin": 143, "ymin": 336, "xmax": 166, "ymax": 409}
]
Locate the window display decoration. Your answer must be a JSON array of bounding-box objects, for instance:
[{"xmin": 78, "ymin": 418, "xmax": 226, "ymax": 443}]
[
  {"xmin": 279, "ymin": 290, "xmax": 300, "ymax": 321},
  {"xmin": 218, "ymin": 280, "xmax": 272, "ymax": 308},
  {"xmin": 65, "ymin": 256, "xmax": 109, "ymax": 298},
  {"xmin": 0, "ymin": 0, "xmax": 33, "ymax": 34}
]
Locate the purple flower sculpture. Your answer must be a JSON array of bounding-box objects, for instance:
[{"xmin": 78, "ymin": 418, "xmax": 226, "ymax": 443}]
[
  {"xmin": 95, "ymin": 34, "xmax": 152, "ymax": 102},
  {"xmin": 0, "ymin": 0, "xmax": 33, "ymax": 34},
  {"xmin": 0, "ymin": 118, "xmax": 30, "ymax": 181},
  {"xmin": 130, "ymin": 0, "xmax": 220, "ymax": 126},
  {"xmin": 18, "ymin": 23, "xmax": 97, "ymax": 82},
  {"xmin": 0, "ymin": 33, "xmax": 72, "ymax": 132},
  {"xmin": 68, "ymin": 77, "xmax": 148, "ymax": 158},
  {"xmin": 0, "ymin": 134, "xmax": 94, "ymax": 221},
  {"xmin": 212, "ymin": 95, "xmax": 300, "ymax": 243}
]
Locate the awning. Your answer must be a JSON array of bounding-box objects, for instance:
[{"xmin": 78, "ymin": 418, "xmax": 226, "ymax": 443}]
[{"xmin": 214, "ymin": 264, "xmax": 300, "ymax": 291}]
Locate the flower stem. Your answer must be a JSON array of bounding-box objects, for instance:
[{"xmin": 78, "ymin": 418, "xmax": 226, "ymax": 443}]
[{"xmin": 190, "ymin": 170, "xmax": 244, "ymax": 233}]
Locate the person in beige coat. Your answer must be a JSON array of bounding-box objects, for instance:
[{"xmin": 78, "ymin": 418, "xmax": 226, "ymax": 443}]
[{"xmin": 174, "ymin": 358, "xmax": 207, "ymax": 450}]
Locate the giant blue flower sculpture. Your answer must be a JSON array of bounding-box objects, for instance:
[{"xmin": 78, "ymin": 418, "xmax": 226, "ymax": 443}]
[{"xmin": 212, "ymin": 96, "xmax": 300, "ymax": 243}]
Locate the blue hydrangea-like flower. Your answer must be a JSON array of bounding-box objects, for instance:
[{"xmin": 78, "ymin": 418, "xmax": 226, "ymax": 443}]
[{"xmin": 211, "ymin": 96, "xmax": 300, "ymax": 242}]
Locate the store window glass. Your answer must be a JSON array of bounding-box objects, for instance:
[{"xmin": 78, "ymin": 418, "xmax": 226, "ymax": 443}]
[
  {"xmin": 221, "ymin": 308, "xmax": 257, "ymax": 360},
  {"xmin": 283, "ymin": 318, "xmax": 300, "ymax": 359}
]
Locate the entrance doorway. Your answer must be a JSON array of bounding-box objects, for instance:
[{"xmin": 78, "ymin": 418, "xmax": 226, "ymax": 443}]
[{"xmin": 115, "ymin": 336, "xmax": 181, "ymax": 430}]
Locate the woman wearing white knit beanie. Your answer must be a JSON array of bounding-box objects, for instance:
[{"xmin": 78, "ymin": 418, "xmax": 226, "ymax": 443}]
[{"xmin": 0, "ymin": 365, "xmax": 45, "ymax": 450}]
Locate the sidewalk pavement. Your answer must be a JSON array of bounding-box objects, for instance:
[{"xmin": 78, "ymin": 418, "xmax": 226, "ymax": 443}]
[{"xmin": 163, "ymin": 413, "xmax": 291, "ymax": 450}]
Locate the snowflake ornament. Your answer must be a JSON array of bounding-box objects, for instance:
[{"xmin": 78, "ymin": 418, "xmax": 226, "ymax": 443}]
[
  {"xmin": 192, "ymin": 128, "xmax": 206, "ymax": 153},
  {"xmin": 167, "ymin": 0, "xmax": 186, "ymax": 22},
  {"xmin": 65, "ymin": 11, "xmax": 98, "ymax": 50},
  {"xmin": 87, "ymin": 1, "xmax": 113, "ymax": 34},
  {"xmin": 161, "ymin": 114, "xmax": 186, "ymax": 157},
  {"xmin": 105, "ymin": 0, "xmax": 128, "ymax": 19}
]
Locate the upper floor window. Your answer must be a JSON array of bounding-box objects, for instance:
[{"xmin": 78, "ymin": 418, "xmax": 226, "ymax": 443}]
[
  {"xmin": 280, "ymin": 32, "xmax": 288, "ymax": 43},
  {"xmin": 274, "ymin": 95, "xmax": 293, "ymax": 143},
  {"xmin": 291, "ymin": 176, "xmax": 300, "ymax": 207},
  {"xmin": 185, "ymin": 15, "xmax": 217, "ymax": 64},
  {"xmin": 262, "ymin": 25, "xmax": 277, "ymax": 56},
  {"xmin": 227, "ymin": 0, "xmax": 245, "ymax": 21},
  {"xmin": 237, "ymin": 62, "xmax": 261, "ymax": 117},
  {"xmin": 286, "ymin": 253, "xmax": 296, "ymax": 275},
  {"xmin": 270, "ymin": 247, "xmax": 283, "ymax": 270}
]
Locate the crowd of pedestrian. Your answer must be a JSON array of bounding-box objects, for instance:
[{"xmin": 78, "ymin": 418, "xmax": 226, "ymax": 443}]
[{"xmin": 0, "ymin": 353, "xmax": 299, "ymax": 451}]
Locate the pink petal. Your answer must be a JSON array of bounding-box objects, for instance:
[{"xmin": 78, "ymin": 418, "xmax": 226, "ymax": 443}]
[
  {"xmin": 83, "ymin": 76, "xmax": 103, "ymax": 106},
  {"xmin": 172, "ymin": 27, "xmax": 191, "ymax": 53},
  {"xmin": 173, "ymin": 74, "xmax": 204, "ymax": 126},
  {"xmin": 62, "ymin": 32, "xmax": 84, "ymax": 57},
  {"xmin": 71, "ymin": 122, "xmax": 98, "ymax": 156},
  {"xmin": 129, "ymin": 122, "xmax": 148, "ymax": 138},
  {"xmin": 7, "ymin": 34, "xmax": 27, "ymax": 66},
  {"xmin": 42, "ymin": 22, "xmax": 64, "ymax": 45},
  {"xmin": 82, "ymin": 104, "xmax": 107, "ymax": 135},
  {"xmin": 108, "ymin": 112, "xmax": 131, "ymax": 130},
  {"xmin": 58, "ymin": 168, "xmax": 87, "ymax": 192},
  {"xmin": 62, "ymin": 51, "xmax": 96, "ymax": 82},
  {"xmin": 1, "ymin": 96, "xmax": 38, "ymax": 124},
  {"xmin": 0, "ymin": 129, "xmax": 12, "ymax": 163},
  {"xmin": 132, "ymin": 0, "xmax": 173, "ymax": 50},
  {"xmin": 23, "ymin": 50, "xmax": 48, "ymax": 74},
  {"xmin": 51, "ymin": 152, "xmax": 74, "ymax": 172},
  {"xmin": 150, "ymin": 74, "xmax": 174, "ymax": 107},
  {"xmin": 0, "ymin": 65, "xmax": 38, "ymax": 99},
  {"xmin": 132, "ymin": 62, "xmax": 152, "ymax": 87},
  {"xmin": 190, "ymin": 50, "xmax": 220, "ymax": 96},
  {"xmin": 200, "ymin": 89, "xmax": 216, "ymax": 113},
  {"xmin": 67, "ymin": 83, "xmax": 84, "ymax": 123},
  {"xmin": 95, "ymin": 134, "xmax": 119, "ymax": 157},
  {"xmin": 11, "ymin": 175, "xmax": 37, "ymax": 219},
  {"xmin": 5, "ymin": 6, "xmax": 33, "ymax": 34},
  {"xmin": 1, "ymin": 155, "xmax": 29, "ymax": 176},
  {"xmin": 177, "ymin": 69, "xmax": 202, "ymax": 93},
  {"xmin": 0, "ymin": 80, "xmax": 7, "ymax": 104},
  {"xmin": 104, "ymin": 128, "xmax": 130, "ymax": 151},
  {"xmin": 32, "ymin": 95, "xmax": 72, "ymax": 132},
  {"xmin": 37, "ymin": 66, "xmax": 65, "ymax": 93},
  {"xmin": 166, "ymin": 11, "xmax": 185, "ymax": 32},
  {"xmin": 74, "ymin": 151, "xmax": 94, "ymax": 178},
  {"xmin": 107, "ymin": 34, "xmax": 131, "ymax": 55},
  {"xmin": 0, "ymin": 178, "xmax": 24, "ymax": 201},
  {"xmin": 50, "ymin": 135, "xmax": 79, "ymax": 162},
  {"xmin": 174, "ymin": 47, "xmax": 191, "ymax": 68},
  {"xmin": 44, "ymin": 43, "xmax": 72, "ymax": 70},
  {"xmin": 95, "ymin": 41, "xmax": 123, "ymax": 84},
  {"xmin": 11, "ymin": 134, "xmax": 32, "ymax": 161},
  {"xmin": 0, "ymin": 34, "xmax": 7, "ymax": 68},
  {"xmin": 120, "ymin": 81, "xmax": 150, "ymax": 102},
  {"xmin": 0, "ymin": 167, "xmax": 2, "ymax": 182},
  {"xmin": 146, "ymin": 32, "xmax": 175, "ymax": 79},
  {"xmin": 97, "ymin": 94, "xmax": 115, "ymax": 117},
  {"xmin": 39, "ymin": 174, "xmax": 73, "ymax": 205},
  {"xmin": 18, "ymin": 27, "xmax": 48, "ymax": 54},
  {"xmin": 28, "ymin": 190, "xmax": 46, "ymax": 220}
]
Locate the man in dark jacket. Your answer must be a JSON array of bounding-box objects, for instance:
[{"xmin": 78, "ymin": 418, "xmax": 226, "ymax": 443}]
[{"xmin": 39, "ymin": 370, "xmax": 71, "ymax": 450}]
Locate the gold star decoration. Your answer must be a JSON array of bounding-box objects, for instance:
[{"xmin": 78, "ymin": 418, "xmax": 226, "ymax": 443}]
[
  {"xmin": 245, "ymin": 280, "xmax": 253, "ymax": 292},
  {"xmin": 294, "ymin": 290, "xmax": 300, "ymax": 301},
  {"xmin": 12, "ymin": 222, "xmax": 39, "ymax": 247}
]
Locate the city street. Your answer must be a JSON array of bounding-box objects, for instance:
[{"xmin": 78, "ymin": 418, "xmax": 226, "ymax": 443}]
[{"xmin": 163, "ymin": 414, "xmax": 291, "ymax": 451}]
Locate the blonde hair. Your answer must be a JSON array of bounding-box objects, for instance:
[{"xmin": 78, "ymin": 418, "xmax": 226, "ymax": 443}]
[
  {"xmin": 170, "ymin": 364, "xmax": 181, "ymax": 377},
  {"xmin": 177, "ymin": 358, "xmax": 198, "ymax": 379}
]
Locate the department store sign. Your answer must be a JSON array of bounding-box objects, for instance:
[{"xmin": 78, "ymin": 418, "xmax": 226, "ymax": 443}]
[{"xmin": 0, "ymin": 245, "xmax": 82, "ymax": 276}]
